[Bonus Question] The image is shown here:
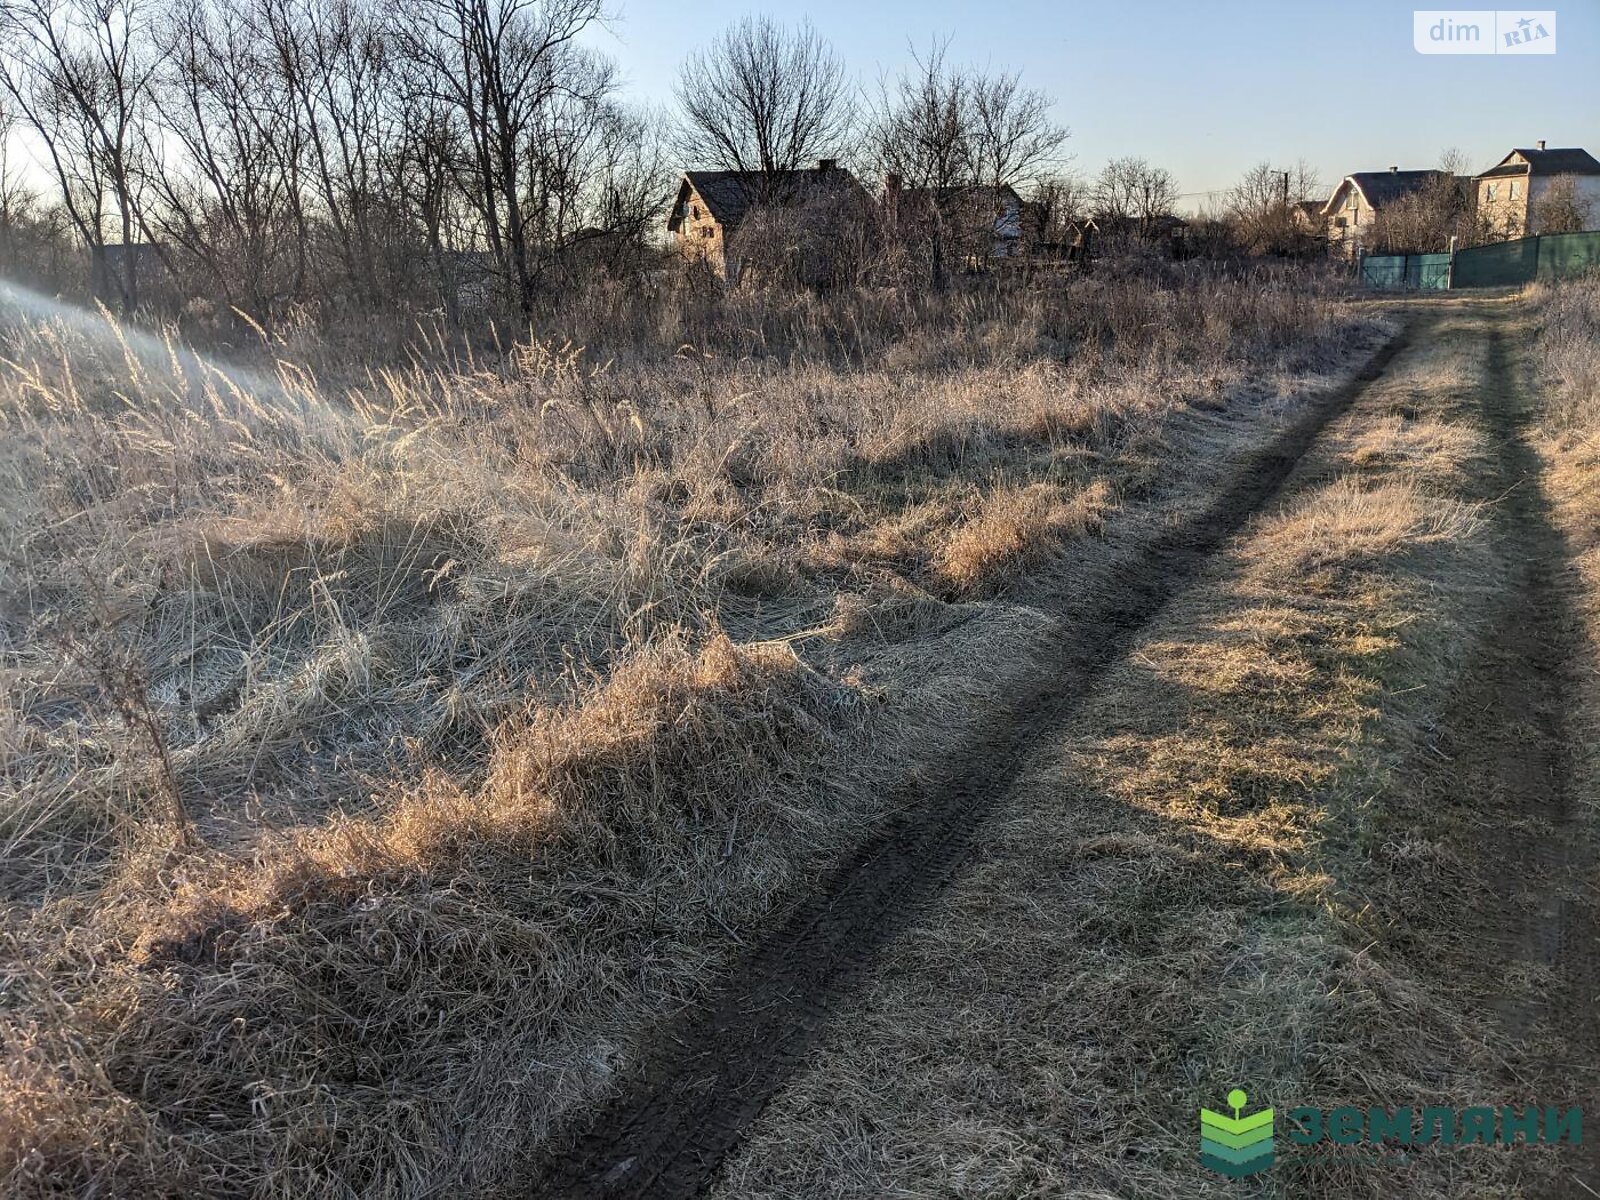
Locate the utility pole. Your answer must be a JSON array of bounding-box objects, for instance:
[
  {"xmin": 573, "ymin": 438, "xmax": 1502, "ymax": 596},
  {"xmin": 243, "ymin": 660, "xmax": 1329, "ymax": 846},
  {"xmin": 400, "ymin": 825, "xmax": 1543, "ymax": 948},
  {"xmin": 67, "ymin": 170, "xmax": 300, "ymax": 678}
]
[{"xmin": 1281, "ymin": 170, "xmax": 1290, "ymax": 211}]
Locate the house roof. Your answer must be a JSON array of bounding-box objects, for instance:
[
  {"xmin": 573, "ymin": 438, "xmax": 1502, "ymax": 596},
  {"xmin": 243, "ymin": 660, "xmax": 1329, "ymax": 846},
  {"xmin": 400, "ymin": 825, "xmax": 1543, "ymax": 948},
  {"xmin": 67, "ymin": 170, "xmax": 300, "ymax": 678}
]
[
  {"xmin": 1478, "ymin": 147, "xmax": 1600, "ymax": 179},
  {"xmin": 668, "ymin": 166, "xmax": 864, "ymax": 232},
  {"xmin": 1323, "ymin": 170, "xmax": 1450, "ymax": 214},
  {"xmin": 883, "ymin": 183, "xmax": 1029, "ymax": 233},
  {"xmin": 889, "ymin": 183, "xmax": 1024, "ymax": 206},
  {"xmin": 1085, "ymin": 212, "xmax": 1189, "ymax": 234}
]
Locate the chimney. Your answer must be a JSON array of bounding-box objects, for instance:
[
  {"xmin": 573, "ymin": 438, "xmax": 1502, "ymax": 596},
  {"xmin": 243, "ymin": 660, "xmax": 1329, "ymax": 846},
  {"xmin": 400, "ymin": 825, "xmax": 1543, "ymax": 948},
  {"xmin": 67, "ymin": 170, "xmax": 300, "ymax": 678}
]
[
  {"xmin": 1537, "ymin": 139, "xmax": 1547, "ymax": 150},
  {"xmin": 1390, "ymin": 165, "xmax": 1398, "ymax": 173},
  {"xmin": 817, "ymin": 158, "xmax": 837, "ymax": 172}
]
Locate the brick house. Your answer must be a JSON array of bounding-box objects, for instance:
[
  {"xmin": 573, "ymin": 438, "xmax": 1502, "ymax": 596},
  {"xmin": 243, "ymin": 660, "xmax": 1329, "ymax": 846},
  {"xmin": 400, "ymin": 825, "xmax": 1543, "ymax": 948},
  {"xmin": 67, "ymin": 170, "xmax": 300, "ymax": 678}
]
[
  {"xmin": 1320, "ymin": 168, "xmax": 1460, "ymax": 257},
  {"xmin": 1475, "ymin": 143, "xmax": 1600, "ymax": 237},
  {"xmin": 666, "ymin": 161, "xmax": 867, "ymax": 282}
]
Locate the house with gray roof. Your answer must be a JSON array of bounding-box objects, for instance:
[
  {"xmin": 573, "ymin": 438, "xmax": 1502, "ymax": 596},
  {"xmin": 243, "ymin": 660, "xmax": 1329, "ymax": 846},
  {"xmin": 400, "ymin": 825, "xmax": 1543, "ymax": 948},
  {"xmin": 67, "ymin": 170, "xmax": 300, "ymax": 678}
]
[
  {"xmin": 667, "ymin": 160, "xmax": 867, "ymax": 281},
  {"xmin": 1319, "ymin": 167, "xmax": 1462, "ymax": 258},
  {"xmin": 1475, "ymin": 142, "xmax": 1600, "ymax": 237}
]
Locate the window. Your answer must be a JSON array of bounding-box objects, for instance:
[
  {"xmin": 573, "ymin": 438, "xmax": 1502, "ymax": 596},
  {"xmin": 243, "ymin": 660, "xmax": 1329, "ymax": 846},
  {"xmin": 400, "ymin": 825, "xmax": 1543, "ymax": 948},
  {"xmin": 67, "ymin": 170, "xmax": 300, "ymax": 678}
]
[
  {"xmin": 1486, "ymin": 183, "xmax": 1498, "ymax": 202},
  {"xmin": 1509, "ymin": 181, "xmax": 1519, "ymax": 200},
  {"xmin": 700, "ymin": 226, "xmax": 714, "ymax": 239},
  {"xmin": 691, "ymin": 204, "xmax": 701, "ymax": 220}
]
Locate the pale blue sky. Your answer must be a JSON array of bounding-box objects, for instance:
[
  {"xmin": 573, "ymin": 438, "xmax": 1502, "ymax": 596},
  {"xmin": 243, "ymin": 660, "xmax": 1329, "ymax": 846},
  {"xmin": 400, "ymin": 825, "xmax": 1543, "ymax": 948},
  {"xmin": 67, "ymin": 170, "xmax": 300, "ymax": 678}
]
[{"xmin": 591, "ymin": 0, "xmax": 1600, "ymax": 209}]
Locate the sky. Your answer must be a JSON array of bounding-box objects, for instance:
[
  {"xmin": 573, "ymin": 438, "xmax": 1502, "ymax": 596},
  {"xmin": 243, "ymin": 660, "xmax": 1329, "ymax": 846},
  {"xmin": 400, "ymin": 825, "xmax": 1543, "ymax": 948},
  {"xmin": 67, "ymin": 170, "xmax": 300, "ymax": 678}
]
[{"xmin": 590, "ymin": 0, "xmax": 1600, "ymax": 211}]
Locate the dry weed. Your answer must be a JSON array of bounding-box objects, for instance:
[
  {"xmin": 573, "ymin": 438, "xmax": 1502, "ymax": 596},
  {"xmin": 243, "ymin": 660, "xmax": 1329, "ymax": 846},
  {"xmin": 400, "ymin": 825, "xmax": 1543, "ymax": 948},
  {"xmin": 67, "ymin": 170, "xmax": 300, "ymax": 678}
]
[
  {"xmin": 0, "ymin": 269, "xmax": 1379, "ymax": 1195},
  {"xmin": 713, "ymin": 304, "xmax": 1529, "ymax": 1200}
]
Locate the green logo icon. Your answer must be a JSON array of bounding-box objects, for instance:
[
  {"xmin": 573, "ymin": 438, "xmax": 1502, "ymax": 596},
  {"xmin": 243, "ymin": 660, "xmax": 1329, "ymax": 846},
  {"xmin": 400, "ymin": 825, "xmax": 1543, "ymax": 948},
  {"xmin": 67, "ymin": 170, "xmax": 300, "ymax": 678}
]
[{"xmin": 1200, "ymin": 1088, "xmax": 1275, "ymax": 1177}]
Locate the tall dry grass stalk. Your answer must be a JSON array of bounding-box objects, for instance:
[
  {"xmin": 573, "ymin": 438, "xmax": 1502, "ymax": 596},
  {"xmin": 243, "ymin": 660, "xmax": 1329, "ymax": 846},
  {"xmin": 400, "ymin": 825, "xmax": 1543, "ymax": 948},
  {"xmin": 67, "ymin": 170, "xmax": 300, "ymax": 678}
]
[
  {"xmin": 712, "ymin": 303, "xmax": 1546, "ymax": 1200},
  {"xmin": 1531, "ymin": 275, "xmax": 1600, "ymax": 828},
  {"xmin": 0, "ymin": 267, "xmax": 1377, "ymax": 1196}
]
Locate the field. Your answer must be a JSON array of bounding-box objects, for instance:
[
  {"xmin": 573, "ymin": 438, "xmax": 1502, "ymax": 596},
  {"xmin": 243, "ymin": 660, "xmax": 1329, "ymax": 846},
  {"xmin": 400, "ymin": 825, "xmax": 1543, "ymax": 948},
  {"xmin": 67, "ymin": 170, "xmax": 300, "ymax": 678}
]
[
  {"xmin": 709, "ymin": 292, "xmax": 1600, "ymax": 1199},
  {"xmin": 2, "ymin": 268, "xmax": 1598, "ymax": 1198}
]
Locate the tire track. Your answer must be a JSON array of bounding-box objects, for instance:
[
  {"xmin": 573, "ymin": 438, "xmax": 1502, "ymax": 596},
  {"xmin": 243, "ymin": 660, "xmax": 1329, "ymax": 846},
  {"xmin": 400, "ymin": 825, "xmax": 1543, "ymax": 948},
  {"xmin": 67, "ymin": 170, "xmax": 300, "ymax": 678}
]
[{"xmin": 521, "ymin": 328, "xmax": 1412, "ymax": 1200}]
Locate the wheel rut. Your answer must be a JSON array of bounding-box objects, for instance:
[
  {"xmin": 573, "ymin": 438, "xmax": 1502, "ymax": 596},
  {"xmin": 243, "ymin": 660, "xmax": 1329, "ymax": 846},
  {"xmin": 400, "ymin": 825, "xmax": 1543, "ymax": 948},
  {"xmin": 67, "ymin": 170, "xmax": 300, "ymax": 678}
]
[{"xmin": 520, "ymin": 330, "xmax": 1412, "ymax": 1200}]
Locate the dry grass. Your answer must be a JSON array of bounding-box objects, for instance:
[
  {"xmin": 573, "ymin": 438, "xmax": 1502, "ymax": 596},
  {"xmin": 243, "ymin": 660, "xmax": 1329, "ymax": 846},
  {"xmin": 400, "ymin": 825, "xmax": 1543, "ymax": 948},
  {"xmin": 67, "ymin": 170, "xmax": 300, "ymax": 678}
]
[
  {"xmin": 1530, "ymin": 273, "xmax": 1600, "ymax": 839},
  {"xmin": 933, "ymin": 479, "xmax": 1112, "ymax": 595},
  {"xmin": 6, "ymin": 634, "xmax": 871, "ymax": 1198},
  {"xmin": 0, "ymin": 269, "xmax": 1380, "ymax": 1195},
  {"xmin": 1530, "ymin": 275, "xmax": 1600, "ymax": 438},
  {"xmin": 713, "ymin": 305, "xmax": 1556, "ymax": 1199},
  {"xmin": 1252, "ymin": 476, "xmax": 1482, "ymax": 577},
  {"xmin": 1530, "ymin": 274, "xmax": 1600, "ymax": 575}
]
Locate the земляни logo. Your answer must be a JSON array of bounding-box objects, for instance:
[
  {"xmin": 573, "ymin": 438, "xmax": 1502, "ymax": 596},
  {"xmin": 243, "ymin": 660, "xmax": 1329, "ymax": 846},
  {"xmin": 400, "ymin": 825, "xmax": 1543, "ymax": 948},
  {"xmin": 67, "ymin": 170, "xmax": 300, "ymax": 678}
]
[{"xmin": 1200, "ymin": 1088, "xmax": 1275, "ymax": 1177}]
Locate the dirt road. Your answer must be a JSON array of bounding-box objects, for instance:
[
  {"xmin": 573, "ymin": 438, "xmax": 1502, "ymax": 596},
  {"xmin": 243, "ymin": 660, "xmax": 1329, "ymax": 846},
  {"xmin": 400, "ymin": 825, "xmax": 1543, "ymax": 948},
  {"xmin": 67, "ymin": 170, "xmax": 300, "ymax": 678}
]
[{"xmin": 528, "ymin": 298, "xmax": 1599, "ymax": 1199}]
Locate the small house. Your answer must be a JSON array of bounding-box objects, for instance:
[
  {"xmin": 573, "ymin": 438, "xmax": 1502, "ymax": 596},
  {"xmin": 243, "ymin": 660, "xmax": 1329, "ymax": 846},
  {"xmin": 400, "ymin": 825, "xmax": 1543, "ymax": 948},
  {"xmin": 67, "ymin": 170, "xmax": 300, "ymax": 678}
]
[
  {"xmin": 1476, "ymin": 143, "xmax": 1600, "ymax": 237},
  {"xmin": 881, "ymin": 179, "xmax": 1043, "ymax": 264},
  {"xmin": 1292, "ymin": 200, "xmax": 1327, "ymax": 234},
  {"xmin": 1320, "ymin": 168, "xmax": 1457, "ymax": 257},
  {"xmin": 666, "ymin": 161, "xmax": 867, "ymax": 282},
  {"xmin": 1080, "ymin": 212, "xmax": 1189, "ymax": 256}
]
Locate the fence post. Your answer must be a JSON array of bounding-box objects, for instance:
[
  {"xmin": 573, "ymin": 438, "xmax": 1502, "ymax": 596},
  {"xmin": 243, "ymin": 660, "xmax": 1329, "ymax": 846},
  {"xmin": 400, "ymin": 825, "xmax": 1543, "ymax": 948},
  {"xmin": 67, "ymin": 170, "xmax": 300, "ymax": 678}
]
[{"xmin": 1447, "ymin": 235, "xmax": 1457, "ymax": 290}]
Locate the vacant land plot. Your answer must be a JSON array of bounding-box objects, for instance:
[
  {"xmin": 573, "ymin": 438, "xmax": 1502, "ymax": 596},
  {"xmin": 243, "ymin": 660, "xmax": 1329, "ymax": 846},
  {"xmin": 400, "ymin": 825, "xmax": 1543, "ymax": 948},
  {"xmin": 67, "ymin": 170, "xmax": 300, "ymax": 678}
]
[
  {"xmin": 517, "ymin": 296, "xmax": 1600, "ymax": 1200},
  {"xmin": 8, "ymin": 278, "xmax": 1594, "ymax": 1200},
  {"xmin": 700, "ymin": 299, "xmax": 1600, "ymax": 1199},
  {"xmin": 0, "ymin": 272, "xmax": 1385, "ymax": 1197}
]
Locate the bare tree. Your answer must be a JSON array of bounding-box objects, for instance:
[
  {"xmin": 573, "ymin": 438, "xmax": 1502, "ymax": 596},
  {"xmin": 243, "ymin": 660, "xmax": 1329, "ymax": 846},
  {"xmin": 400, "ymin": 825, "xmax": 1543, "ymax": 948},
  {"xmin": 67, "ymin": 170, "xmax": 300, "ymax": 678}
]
[
  {"xmin": 388, "ymin": 74, "xmax": 475, "ymax": 321},
  {"xmin": 1436, "ymin": 146, "xmax": 1473, "ymax": 178},
  {"xmin": 867, "ymin": 40, "xmax": 1065, "ymax": 286},
  {"xmin": 1370, "ymin": 163, "xmax": 1473, "ymax": 254},
  {"xmin": 1028, "ymin": 170, "xmax": 1086, "ymax": 244},
  {"xmin": 1225, "ymin": 159, "xmax": 1322, "ymax": 254},
  {"xmin": 866, "ymin": 41, "xmax": 968, "ymax": 287},
  {"xmin": 1532, "ymin": 176, "xmax": 1594, "ymax": 235},
  {"xmin": 967, "ymin": 70, "xmax": 1067, "ymax": 191},
  {"xmin": 578, "ymin": 102, "xmax": 674, "ymax": 270},
  {"xmin": 0, "ymin": 94, "xmax": 37, "ymax": 273},
  {"xmin": 0, "ymin": 0, "xmax": 158, "ymax": 313},
  {"xmin": 0, "ymin": 97, "xmax": 71, "ymax": 283},
  {"xmin": 1376, "ymin": 172, "xmax": 1472, "ymax": 252},
  {"xmin": 144, "ymin": 0, "xmax": 307, "ymax": 322},
  {"xmin": 395, "ymin": 0, "xmax": 605, "ymax": 315},
  {"xmin": 1093, "ymin": 156, "xmax": 1178, "ymax": 235},
  {"xmin": 252, "ymin": 0, "xmax": 409, "ymax": 311},
  {"xmin": 674, "ymin": 16, "xmax": 851, "ymax": 183}
]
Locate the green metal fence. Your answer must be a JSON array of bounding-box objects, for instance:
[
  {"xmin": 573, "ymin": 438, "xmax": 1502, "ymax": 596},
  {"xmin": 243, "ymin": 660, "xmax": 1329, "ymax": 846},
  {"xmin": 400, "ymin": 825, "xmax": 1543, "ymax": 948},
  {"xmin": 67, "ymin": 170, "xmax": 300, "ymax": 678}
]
[
  {"xmin": 1533, "ymin": 231, "xmax": 1600, "ymax": 280},
  {"xmin": 1358, "ymin": 233, "xmax": 1600, "ymax": 290},
  {"xmin": 1450, "ymin": 238, "xmax": 1540, "ymax": 288},
  {"xmin": 1413, "ymin": 253, "xmax": 1452, "ymax": 289},
  {"xmin": 1363, "ymin": 233, "xmax": 1600, "ymax": 292},
  {"xmin": 1359, "ymin": 254, "xmax": 1406, "ymax": 289},
  {"xmin": 1358, "ymin": 252, "xmax": 1452, "ymax": 290}
]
